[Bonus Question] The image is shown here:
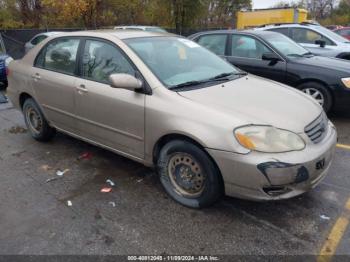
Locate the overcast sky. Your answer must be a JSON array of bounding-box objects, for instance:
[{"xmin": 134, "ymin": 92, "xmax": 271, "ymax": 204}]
[{"xmin": 252, "ymin": 0, "xmax": 297, "ymax": 9}]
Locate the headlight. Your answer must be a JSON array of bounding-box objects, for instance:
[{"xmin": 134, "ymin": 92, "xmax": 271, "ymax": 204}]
[
  {"xmin": 5, "ymin": 57, "xmax": 13, "ymax": 67},
  {"xmin": 341, "ymin": 77, "xmax": 350, "ymax": 88},
  {"xmin": 234, "ymin": 125, "xmax": 305, "ymax": 153}
]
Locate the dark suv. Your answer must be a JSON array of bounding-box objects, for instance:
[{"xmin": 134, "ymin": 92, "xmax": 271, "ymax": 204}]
[
  {"xmin": 0, "ymin": 33, "xmax": 12, "ymax": 90},
  {"xmin": 189, "ymin": 30, "xmax": 350, "ymax": 112}
]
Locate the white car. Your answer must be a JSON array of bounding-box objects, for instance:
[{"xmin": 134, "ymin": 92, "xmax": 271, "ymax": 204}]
[
  {"xmin": 113, "ymin": 25, "xmax": 167, "ymax": 33},
  {"xmin": 256, "ymin": 23, "xmax": 350, "ymax": 60},
  {"xmin": 25, "ymin": 32, "xmax": 63, "ymax": 54}
]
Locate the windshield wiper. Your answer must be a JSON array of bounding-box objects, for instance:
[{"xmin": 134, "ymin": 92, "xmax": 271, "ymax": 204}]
[
  {"xmin": 209, "ymin": 71, "xmax": 247, "ymax": 81},
  {"xmin": 287, "ymin": 53, "xmax": 303, "ymax": 57},
  {"xmin": 168, "ymin": 80, "xmax": 206, "ymax": 90},
  {"xmin": 302, "ymin": 52, "xmax": 314, "ymax": 57},
  {"xmin": 168, "ymin": 72, "xmax": 247, "ymax": 90}
]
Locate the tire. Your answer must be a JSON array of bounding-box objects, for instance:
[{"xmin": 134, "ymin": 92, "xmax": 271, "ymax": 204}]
[
  {"xmin": 298, "ymin": 82, "xmax": 333, "ymax": 113},
  {"xmin": 157, "ymin": 140, "xmax": 223, "ymax": 208},
  {"xmin": 23, "ymin": 98, "xmax": 56, "ymax": 142}
]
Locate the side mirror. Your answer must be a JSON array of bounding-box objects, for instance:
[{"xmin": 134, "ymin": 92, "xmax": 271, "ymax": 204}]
[
  {"xmin": 262, "ymin": 52, "xmax": 281, "ymax": 62},
  {"xmin": 109, "ymin": 73, "xmax": 143, "ymax": 91},
  {"xmin": 315, "ymin": 40, "xmax": 326, "ymax": 48}
]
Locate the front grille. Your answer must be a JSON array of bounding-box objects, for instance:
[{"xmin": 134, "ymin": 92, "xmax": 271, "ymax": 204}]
[{"xmin": 304, "ymin": 112, "xmax": 328, "ymax": 144}]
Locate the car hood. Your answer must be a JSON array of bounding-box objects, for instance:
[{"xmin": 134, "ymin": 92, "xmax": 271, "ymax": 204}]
[
  {"xmin": 292, "ymin": 55, "xmax": 350, "ymax": 74},
  {"xmin": 177, "ymin": 75, "xmax": 322, "ymax": 133}
]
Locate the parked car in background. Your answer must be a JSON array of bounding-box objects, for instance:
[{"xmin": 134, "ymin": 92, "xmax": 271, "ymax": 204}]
[
  {"xmin": 25, "ymin": 32, "xmax": 62, "ymax": 54},
  {"xmin": 189, "ymin": 30, "xmax": 350, "ymax": 112},
  {"xmin": 256, "ymin": 23, "xmax": 350, "ymax": 60},
  {"xmin": 0, "ymin": 33, "xmax": 13, "ymax": 90},
  {"xmin": 114, "ymin": 25, "xmax": 167, "ymax": 33},
  {"xmin": 7, "ymin": 31, "xmax": 337, "ymax": 207},
  {"xmin": 334, "ymin": 27, "xmax": 350, "ymax": 41},
  {"xmin": 326, "ymin": 25, "xmax": 343, "ymax": 30}
]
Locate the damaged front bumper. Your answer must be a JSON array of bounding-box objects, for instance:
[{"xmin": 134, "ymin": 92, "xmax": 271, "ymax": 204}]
[{"xmin": 207, "ymin": 124, "xmax": 337, "ymax": 201}]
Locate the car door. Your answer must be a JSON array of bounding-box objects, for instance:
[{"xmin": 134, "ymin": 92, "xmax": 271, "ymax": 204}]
[
  {"xmin": 75, "ymin": 38, "xmax": 145, "ymax": 159},
  {"xmin": 289, "ymin": 27, "xmax": 336, "ymax": 55},
  {"xmin": 227, "ymin": 34, "xmax": 287, "ymax": 83},
  {"xmin": 31, "ymin": 37, "xmax": 80, "ymax": 133}
]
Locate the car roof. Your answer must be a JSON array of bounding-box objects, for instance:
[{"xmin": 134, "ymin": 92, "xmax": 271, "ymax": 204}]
[
  {"xmin": 258, "ymin": 23, "xmax": 320, "ymax": 29},
  {"xmin": 46, "ymin": 29, "xmax": 175, "ymax": 40},
  {"xmin": 189, "ymin": 29, "xmax": 279, "ymax": 38},
  {"xmin": 115, "ymin": 25, "xmax": 162, "ymax": 28}
]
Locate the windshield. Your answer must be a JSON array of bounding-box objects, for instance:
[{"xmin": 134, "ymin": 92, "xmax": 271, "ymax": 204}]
[
  {"xmin": 264, "ymin": 33, "xmax": 309, "ymax": 57},
  {"xmin": 125, "ymin": 37, "xmax": 239, "ymax": 88},
  {"xmin": 316, "ymin": 26, "xmax": 350, "ymax": 43}
]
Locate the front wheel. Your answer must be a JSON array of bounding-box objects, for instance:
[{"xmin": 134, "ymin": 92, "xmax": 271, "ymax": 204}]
[
  {"xmin": 298, "ymin": 82, "xmax": 332, "ymax": 113},
  {"xmin": 157, "ymin": 140, "xmax": 223, "ymax": 208},
  {"xmin": 23, "ymin": 98, "xmax": 56, "ymax": 142}
]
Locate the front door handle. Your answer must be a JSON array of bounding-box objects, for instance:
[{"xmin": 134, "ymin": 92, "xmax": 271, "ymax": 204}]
[
  {"xmin": 76, "ymin": 84, "xmax": 88, "ymax": 93},
  {"xmin": 31, "ymin": 73, "xmax": 41, "ymax": 81}
]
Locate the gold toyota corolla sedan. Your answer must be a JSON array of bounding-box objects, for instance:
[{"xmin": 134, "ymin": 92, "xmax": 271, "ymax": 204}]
[{"xmin": 7, "ymin": 30, "xmax": 337, "ymax": 208}]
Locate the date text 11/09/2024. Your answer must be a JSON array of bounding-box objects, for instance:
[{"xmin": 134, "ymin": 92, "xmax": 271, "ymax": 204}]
[{"xmin": 127, "ymin": 256, "xmax": 220, "ymax": 261}]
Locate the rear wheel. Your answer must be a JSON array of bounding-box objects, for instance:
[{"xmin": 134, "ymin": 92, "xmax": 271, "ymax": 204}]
[
  {"xmin": 157, "ymin": 140, "xmax": 223, "ymax": 208},
  {"xmin": 298, "ymin": 82, "xmax": 332, "ymax": 113},
  {"xmin": 23, "ymin": 98, "xmax": 56, "ymax": 141}
]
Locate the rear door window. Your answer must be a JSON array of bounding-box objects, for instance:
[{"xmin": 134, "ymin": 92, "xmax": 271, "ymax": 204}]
[
  {"xmin": 197, "ymin": 34, "xmax": 228, "ymax": 55},
  {"xmin": 35, "ymin": 38, "xmax": 80, "ymax": 75}
]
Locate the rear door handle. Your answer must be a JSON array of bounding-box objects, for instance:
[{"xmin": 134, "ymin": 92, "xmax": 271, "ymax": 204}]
[
  {"xmin": 31, "ymin": 73, "xmax": 41, "ymax": 81},
  {"xmin": 76, "ymin": 84, "xmax": 88, "ymax": 93}
]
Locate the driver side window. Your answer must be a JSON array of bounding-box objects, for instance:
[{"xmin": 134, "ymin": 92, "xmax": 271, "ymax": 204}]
[
  {"xmin": 82, "ymin": 40, "xmax": 135, "ymax": 84},
  {"xmin": 231, "ymin": 35, "xmax": 271, "ymax": 59},
  {"xmin": 291, "ymin": 28, "xmax": 334, "ymax": 46}
]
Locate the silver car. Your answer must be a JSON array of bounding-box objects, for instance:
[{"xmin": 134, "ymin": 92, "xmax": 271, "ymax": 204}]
[
  {"xmin": 113, "ymin": 25, "xmax": 167, "ymax": 33},
  {"xmin": 256, "ymin": 23, "xmax": 350, "ymax": 60},
  {"xmin": 7, "ymin": 30, "xmax": 337, "ymax": 208},
  {"xmin": 25, "ymin": 32, "xmax": 62, "ymax": 54}
]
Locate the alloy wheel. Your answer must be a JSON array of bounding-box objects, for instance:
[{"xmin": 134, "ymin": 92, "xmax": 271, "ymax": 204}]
[{"xmin": 302, "ymin": 87, "xmax": 325, "ymax": 106}]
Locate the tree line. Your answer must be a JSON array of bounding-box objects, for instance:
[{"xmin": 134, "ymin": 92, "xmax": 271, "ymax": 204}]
[
  {"xmin": 274, "ymin": 0, "xmax": 350, "ymax": 25},
  {"xmin": 0, "ymin": 0, "xmax": 251, "ymax": 33},
  {"xmin": 1, "ymin": 0, "xmax": 349, "ymax": 32}
]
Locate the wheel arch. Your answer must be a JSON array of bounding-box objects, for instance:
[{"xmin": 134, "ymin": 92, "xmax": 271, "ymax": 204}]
[
  {"xmin": 295, "ymin": 78, "xmax": 330, "ymax": 91},
  {"xmin": 19, "ymin": 92, "xmax": 33, "ymax": 109},
  {"xmin": 152, "ymin": 133, "xmax": 225, "ymax": 193},
  {"xmin": 296, "ymin": 79, "xmax": 334, "ymax": 111},
  {"xmin": 336, "ymin": 52, "xmax": 350, "ymax": 60}
]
